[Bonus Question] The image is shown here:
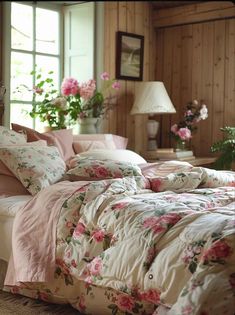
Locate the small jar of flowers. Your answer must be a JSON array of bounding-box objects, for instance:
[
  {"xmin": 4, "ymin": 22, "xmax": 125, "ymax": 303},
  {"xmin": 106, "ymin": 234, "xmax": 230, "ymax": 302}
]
[{"xmin": 170, "ymin": 99, "xmax": 208, "ymax": 151}]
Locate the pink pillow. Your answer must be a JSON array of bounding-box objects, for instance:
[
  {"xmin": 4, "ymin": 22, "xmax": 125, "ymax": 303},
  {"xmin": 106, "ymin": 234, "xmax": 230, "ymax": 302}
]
[
  {"xmin": 72, "ymin": 134, "xmax": 128, "ymax": 149},
  {"xmin": 0, "ymin": 175, "xmax": 30, "ymax": 196},
  {"xmin": 73, "ymin": 139, "xmax": 116, "ymax": 154},
  {"xmin": 11, "ymin": 124, "xmax": 75, "ymax": 161}
]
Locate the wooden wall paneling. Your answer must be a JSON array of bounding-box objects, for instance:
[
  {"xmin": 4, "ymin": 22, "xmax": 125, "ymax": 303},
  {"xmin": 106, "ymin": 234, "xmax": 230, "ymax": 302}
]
[
  {"xmin": 153, "ymin": 1, "xmax": 235, "ymax": 28},
  {"xmin": 224, "ymin": 19, "xmax": 235, "ymax": 127},
  {"xmin": 180, "ymin": 24, "xmax": 193, "ymax": 121},
  {"xmin": 161, "ymin": 28, "xmax": 173, "ymax": 148},
  {"xmin": 103, "ymin": 3, "xmax": 111, "ymax": 133},
  {"xmin": 0, "ymin": 2, "xmax": 3, "ymax": 126},
  {"xmin": 212, "ymin": 20, "xmax": 226, "ymax": 145},
  {"xmin": 126, "ymin": 1, "xmax": 136, "ymax": 150},
  {"xmin": 134, "ymin": 2, "xmax": 147, "ymax": 153},
  {"xmin": 0, "ymin": 2, "xmax": 2, "ymax": 83},
  {"xmin": 117, "ymin": 1, "xmax": 127, "ymax": 138},
  {"xmin": 142, "ymin": 1, "xmax": 152, "ymax": 152},
  {"xmin": 200, "ymin": 22, "xmax": 214, "ymax": 156},
  {"xmin": 155, "ymin": 28, "xmax": 164, "ymax": 147},
  {"xmin": 170, "ymin": 26, "xmax": 182, "ymax": 148},
  {"xmin": 103, "ymin": 2, "xmax": 118, "ymax": 135},
  {"xmin": 191, "ymin": 23, "xmax": 203, "ymax": 156}
]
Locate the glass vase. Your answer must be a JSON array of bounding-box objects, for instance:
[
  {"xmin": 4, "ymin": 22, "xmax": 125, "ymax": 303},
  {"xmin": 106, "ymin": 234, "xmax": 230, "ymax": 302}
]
[{"xmin": 175, "ymin": 140, "xmax": 187, "ymax": 151}]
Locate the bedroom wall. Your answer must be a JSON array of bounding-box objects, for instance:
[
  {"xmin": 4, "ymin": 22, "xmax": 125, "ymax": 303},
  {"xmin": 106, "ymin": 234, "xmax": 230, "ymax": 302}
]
[
  {"xmin": 102, "ymin": 1, "xmax": 156, "ymax": 153},
  {"xmin": 0, "ymin": 2, "xmax": 3, "ymax": 126},
  {"xmin": 103, "ymin": 1, "xmax": 235, "ymax": 157},
  {"xmin": 153, "ymin": 2, "xmax": 235, "ymax": 157}
]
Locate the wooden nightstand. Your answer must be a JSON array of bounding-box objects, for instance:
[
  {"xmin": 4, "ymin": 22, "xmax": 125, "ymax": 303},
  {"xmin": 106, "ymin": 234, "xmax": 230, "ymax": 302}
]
[{"xmin": 145, "ymin": 157, "xmax": 217, "ymax": 168}]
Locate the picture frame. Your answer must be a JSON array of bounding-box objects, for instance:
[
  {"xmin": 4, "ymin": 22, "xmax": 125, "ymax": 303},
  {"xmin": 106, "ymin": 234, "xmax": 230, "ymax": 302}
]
[{"xmin": 116, "ymin": 31, "xmax": 144, "ymax": 81}]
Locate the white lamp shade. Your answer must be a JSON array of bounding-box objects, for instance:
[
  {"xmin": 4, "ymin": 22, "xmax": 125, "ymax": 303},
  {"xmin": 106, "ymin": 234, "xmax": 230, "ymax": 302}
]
[{"xmin": 130, "ymin": 81, "xmax": 176, "ymax": 115}]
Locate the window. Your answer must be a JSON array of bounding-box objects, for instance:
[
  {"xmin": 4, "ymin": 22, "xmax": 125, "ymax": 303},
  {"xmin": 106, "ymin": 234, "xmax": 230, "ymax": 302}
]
[{"xmin": 7, "ymin": 2, "xmax": 62, "ymax": 131}]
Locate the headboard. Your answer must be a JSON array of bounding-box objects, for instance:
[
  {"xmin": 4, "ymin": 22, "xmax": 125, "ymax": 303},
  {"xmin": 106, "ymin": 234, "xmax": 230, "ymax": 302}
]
[{"xmin": 0, "ymin": 101, "xmax": 4, "ymax": 125}]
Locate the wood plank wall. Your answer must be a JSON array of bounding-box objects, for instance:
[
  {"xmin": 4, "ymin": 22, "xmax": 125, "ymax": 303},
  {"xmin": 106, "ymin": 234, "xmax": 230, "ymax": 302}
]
[
  {"xmin": 103, "ymin": 1, "xmax": 235, "ymax": 157},
  {"xmin": 154, "ymin": 6, "xmax": 235, "ymax": 157},
  {"xmin": 0, "ymin": 2, "xmax": 3, "ymax": 125},
  {"xmin": 103, "ymin": 1, "xmax": 156, "ymax": 152}
]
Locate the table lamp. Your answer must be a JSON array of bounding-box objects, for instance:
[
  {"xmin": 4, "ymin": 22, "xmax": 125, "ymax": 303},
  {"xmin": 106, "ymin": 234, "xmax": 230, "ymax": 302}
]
[{"xmin": 130, "ymin": 81, "xmax": 176, "ymax": 150}]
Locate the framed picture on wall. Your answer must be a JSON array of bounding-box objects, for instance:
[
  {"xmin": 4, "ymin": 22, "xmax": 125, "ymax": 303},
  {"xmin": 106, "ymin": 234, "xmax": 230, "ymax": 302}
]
[{"xmin": 116, "ymin": 31, "xmax": 144, "ymax": 81}]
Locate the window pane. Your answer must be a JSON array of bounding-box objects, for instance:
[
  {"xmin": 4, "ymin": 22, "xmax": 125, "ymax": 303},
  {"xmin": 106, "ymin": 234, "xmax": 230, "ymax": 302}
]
[
  {"xmin": 11, "ymin": 3, "xmax": 33, "ymax": 51},
  {"xmin": 36, "ymin": 8, "xmax": 59, "ymax": 55},
  {"xmin": 10, "ymin": 103, "xmax": 33, "ymax": 128},
  {"xmin": 35, "ymin": 55, "xmax": 59, "ymax": 90},
  {"xmin": 11, "ymin": 52, "xmax": 33, "ymax": 101}
]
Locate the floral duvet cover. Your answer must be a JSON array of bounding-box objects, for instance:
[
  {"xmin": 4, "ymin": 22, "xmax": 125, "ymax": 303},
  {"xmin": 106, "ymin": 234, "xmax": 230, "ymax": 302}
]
[{"xmin": 3, "ymin": 166, "xmax": 235, "ymax": 315}]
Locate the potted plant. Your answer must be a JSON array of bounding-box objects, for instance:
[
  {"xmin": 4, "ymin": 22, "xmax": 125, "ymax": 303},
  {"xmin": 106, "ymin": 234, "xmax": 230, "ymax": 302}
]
[{"xmin": 211, "ymin": 126, "xmax": 235, "ymax": 170}]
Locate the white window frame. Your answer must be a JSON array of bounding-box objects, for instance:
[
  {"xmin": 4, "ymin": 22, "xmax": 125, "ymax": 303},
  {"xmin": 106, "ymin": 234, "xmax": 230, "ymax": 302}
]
[{"xmin": 3, "ymin": 1, "xmax": 64, "ymax": 128}]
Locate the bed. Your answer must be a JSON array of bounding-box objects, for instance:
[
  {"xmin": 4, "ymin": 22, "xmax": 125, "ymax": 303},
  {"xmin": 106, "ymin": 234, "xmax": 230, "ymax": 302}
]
[{"xmin": 0, "ymin": 120, "xmax": 234, "ymax": 315}]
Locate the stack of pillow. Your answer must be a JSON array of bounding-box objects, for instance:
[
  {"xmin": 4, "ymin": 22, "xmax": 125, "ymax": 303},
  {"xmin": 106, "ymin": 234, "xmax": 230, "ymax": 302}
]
[{"xmin": 0, "ymin": 124, "xmax": 147, "ymax": 197}]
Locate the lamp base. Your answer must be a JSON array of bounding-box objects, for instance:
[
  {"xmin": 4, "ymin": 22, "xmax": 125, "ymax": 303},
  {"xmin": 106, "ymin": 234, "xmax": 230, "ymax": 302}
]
[
  {"xmin": 148, "ymin": 139, "xmax": 158, "ymax": 151},
  {"xmin": 147, "ymin": 119, "xmax": 159, "ymax": 151}
]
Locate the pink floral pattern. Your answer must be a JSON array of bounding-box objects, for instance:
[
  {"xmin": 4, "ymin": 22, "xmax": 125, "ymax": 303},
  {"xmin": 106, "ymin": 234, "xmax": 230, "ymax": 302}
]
[
  {"xmin": 202, "ymin": 239, "xmax": 232, "ymax": 265},
  {"xmin": 4, "ymin": 170, "xmax": 235, "ymax": 315},
  {"xmin": 0, "ymin": 146, "xmax": 66, "ymax": 195},
  {"xmin": 67, "ymin": 156, "xmax": 142, "ymax": 179}
]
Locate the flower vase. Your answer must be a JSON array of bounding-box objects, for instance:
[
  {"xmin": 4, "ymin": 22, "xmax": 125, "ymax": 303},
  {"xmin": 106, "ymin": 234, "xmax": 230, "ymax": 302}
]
[
  {"xmin": 78, "ymin": 117, "xmax": 98, "ymax": 134},
  {"xmin": 175, "ymin": 140, "xmax": 187, "ymax": 152}
]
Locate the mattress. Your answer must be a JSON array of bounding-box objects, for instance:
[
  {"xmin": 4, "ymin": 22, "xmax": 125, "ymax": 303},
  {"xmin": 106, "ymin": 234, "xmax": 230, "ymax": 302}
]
[{"xmin": 0, "ymin": 195, "xmax": 32, "ymax": 262}]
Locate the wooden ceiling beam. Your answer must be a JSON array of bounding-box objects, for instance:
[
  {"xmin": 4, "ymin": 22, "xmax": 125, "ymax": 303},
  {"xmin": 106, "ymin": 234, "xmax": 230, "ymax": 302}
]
[{"xmin": 153, "ymin": 1, "xmax": 235, "ymax": 28}]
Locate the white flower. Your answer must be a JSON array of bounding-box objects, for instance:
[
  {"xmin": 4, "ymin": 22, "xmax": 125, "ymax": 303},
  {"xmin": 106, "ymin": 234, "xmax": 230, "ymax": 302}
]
[
  {"xmin": 200, "ymin": 104, "xmax": 208, "ymax": 120},
  {"xmin": 193, "ymin": 99, "xmax": 198, "ymax": 105},
  {"xmin": 51, "ymin": 97, "xmax": 67, "ymax": 110}
]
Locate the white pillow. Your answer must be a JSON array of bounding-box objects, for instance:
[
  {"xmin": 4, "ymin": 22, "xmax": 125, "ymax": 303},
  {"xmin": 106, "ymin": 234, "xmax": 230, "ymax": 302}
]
[
  {"xmin": 78, "ymin": 149, "xmax": 147, "ymax": 165},
  {"xmin": 0, "ymin": 126, "xmax": 27, "ymax": 145},
  {"xmin": 0, "ymin": 145, "xmax": 66, "ymax": 195}
]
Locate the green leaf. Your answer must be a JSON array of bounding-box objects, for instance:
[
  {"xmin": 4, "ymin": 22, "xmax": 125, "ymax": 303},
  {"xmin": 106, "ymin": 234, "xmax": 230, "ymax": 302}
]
[{"xmin": 189, "ymin": 260, "xmax": 197, "ymax": 274}]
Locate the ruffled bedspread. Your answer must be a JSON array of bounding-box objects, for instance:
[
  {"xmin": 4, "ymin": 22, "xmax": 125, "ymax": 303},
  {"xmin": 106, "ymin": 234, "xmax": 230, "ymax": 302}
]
[{"xmin": 4, "ymin": 167, "xmax": 235, "ymax": 315}]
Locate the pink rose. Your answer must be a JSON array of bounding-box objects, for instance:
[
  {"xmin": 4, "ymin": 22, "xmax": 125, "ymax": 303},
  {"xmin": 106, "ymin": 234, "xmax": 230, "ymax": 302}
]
[
  {"xmin": 88, "ymin": 256, "xmax": 102, "ymax": 276},
  {"xmin": 171, "ymin": 124, "xmax": 178, "ymax": 134},
  {"xmin": 177, "ymin": 127, "xmax": 191, "ymax": 140},
  {"xmin": 141, "ymin": 288, "xmax": 160, "ymax": 304},
  {"xmin": 92, "ymin": 229, "xmax": 105, "ymax": 242},
  {"xmin": 112, "ymin": 202, "xmax": 128, "ymax": 210},
  {"xmin": 93, "ymin": 166, "xmax": 109, "ymax": 178},
  {"xmin": 152, "ymin": 224, "xmax": 165, "ymax": 234},
  {"xmin": 202, "ymin": 240, "xmax": 232, "ymax": 262},
  {"xmin": 61, "ymin": 77, "xmax": 79, "ymax": 96},
  {"xmin": 74, "ymin": 222, "xmax": 86, "ymax": 238},
  {"xmin": 160, "ymin": 213, "xmax": 181, "ymax": 226},
  {"xmin": 150, "ymin": 178, "xmax": 162, "ymax": 192},
  {"xmin": 116, "ymin": 294, "xmax": 135, "ymax": 311},
  {"xmin": 143, "ymin": 216, "xmax": 159, "ymax": 229},
  {"xmin": 112, "ymin": 81, "xmax": 121, "ymax": 90},
  {"xmin": 100, "ymin": 72, "xmax": 110, "ymax": 80}
]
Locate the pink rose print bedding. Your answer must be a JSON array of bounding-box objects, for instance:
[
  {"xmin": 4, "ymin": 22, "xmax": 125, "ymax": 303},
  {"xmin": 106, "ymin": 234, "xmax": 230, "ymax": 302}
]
[{"xmin": 3, "ymin": 166, "xmax": 235, "ymax": 315}]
